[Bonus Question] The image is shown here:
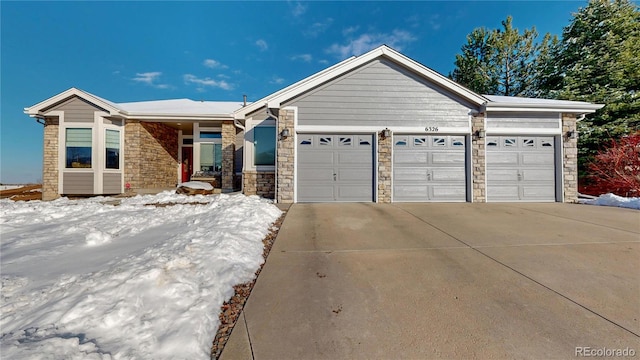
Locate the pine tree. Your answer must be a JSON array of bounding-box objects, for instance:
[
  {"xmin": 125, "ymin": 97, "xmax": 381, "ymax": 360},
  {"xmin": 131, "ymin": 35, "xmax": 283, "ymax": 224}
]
[
  {"xmin": 450, "ymin": 16, "xmax": 554, "ymax": 97},
  {"xmin": 552, "ymin": 0, "xmax": 640, "ymax": 175}
]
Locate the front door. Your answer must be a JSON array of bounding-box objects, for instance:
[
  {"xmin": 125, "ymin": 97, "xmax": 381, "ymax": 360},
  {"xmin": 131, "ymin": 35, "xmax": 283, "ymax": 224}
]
[{"xmin": 181, "ymin": 147, "xmax": 193, "ymax": 182}]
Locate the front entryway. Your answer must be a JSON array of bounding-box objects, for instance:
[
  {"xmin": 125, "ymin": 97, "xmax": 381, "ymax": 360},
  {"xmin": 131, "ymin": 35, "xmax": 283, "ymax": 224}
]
[
  {"xmin": 296, "ymin": 134, "xmax": 374, "ymax": 202},
  {"xmin": 392, "ymin": 135, "xmax": 467, "ymax": 201},
  {"xmin": 181, "ymin": 147, "xmax": 193, "ymax": 183}
]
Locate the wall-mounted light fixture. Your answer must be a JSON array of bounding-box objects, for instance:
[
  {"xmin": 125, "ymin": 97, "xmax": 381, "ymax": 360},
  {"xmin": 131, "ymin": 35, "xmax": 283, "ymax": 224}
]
[
  {"xmin": 382, "ymin": 128, "xmax": 391, "ymax": 139},
  {"xmin": 566, "ymin": 130, "xmax": 577, "ymax": 139},
  {"xmin": 476, "ymin": 129, "xmax": 486, "ymax": 139},
  {"xmin": 280, "ymin": 128, "xmax": 290, "ymax": 139}
]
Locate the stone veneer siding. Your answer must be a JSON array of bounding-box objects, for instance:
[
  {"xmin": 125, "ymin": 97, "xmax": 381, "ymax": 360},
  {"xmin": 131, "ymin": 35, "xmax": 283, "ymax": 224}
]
[
  {"xmin": 471, "ymin": 114, "xmax": 486, "ymax": 202},
  {"xmin": 222, "ymin": 121, "xmax": 236, "ymax": 192},
  {"xmin": 124, "ymin": 121, "xmax": 179, "ymax": 191},
  {"xmin": 562, "ymin": 114, "xmax": 578, "ymax": 203},
  {"xmin": 243, "ymin": 171, "xmax": 275, "ymax": 199},
  {"xmin": 377, "ymin": 130, "xmax": 392, "ymax": 203},
  {"xmin": 277, "ymin": 109, "xmax": 295, "ymax": 203},
  {"xmin": 42, "ymin": 117, "xmax": 60, "ymax": 200}
]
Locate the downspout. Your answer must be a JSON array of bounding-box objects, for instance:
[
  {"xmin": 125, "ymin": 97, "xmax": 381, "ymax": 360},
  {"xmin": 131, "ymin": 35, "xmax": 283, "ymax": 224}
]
[{"xmin": 266, "ymin": 106, "xmax": 279, "ymax": 203}]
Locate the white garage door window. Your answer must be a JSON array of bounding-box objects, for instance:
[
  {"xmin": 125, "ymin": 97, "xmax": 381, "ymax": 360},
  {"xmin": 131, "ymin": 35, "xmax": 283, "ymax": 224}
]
[
  {"xmin": 297, "ymin": 134, "xmax": 374, "ymax": 202},
  {"xmin": 393, "ymin": 135, "xmax": 467, "ymax": 202},
  {"xmin": 486, "ymin": 136, "xmax": 556, "ymax": 201}
]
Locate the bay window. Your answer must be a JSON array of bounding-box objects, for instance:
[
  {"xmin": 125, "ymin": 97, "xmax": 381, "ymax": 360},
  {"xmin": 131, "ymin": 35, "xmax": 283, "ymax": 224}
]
[{"xmin": 66, "ymin": 128, "xmax": 92, "ymax": 168}]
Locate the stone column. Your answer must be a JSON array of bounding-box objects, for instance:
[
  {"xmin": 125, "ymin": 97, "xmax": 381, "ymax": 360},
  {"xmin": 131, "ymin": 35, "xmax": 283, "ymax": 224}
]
[
  {"xmin": 124, "ymin": 120, "xmax": 142, "ymax": 191},
  {"xmin": 277, "ymin": 109, "xmax": 295, "ymax": 203},
  {"xmin": 222, "ymin": 120, "xmax": 236, "ymax": 192},
  {"xmin": 377, "ymin": 130, "xmax": 392, "ymax": 203},
  {"xmin": 471, "ymin": 114, "xmax": 486, "ymax": 202},
  {"xmin": 42, "ymin": 117, "xmax": 60, "ymax": 200},
  {"xmin": 562, "ymin": 114, "xmax": 578, "ymax": 203}
]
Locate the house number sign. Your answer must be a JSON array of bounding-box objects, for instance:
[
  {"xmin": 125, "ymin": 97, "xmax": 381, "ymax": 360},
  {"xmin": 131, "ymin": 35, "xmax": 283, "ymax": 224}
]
[{"xmin": 424, "ymin": 126, "xmax": 439, "ymax": 132}]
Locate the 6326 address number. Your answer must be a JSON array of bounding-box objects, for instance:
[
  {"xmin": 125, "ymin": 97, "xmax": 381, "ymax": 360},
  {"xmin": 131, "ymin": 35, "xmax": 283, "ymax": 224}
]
[{"xmin": 425, "ymin": 126, "xmax": 439, "ymax": 132}]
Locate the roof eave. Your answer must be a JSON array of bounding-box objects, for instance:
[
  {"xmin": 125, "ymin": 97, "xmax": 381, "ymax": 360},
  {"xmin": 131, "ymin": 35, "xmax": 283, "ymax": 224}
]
[{"xmin": 483, "ymin": 102, "xmax": 604, "ymax": 113}]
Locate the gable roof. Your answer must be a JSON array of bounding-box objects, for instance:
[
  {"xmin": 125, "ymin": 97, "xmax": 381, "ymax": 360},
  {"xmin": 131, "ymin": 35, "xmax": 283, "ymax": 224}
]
[
  {"xmin": 233, "ymin": 45, "xmax": 489, "ymax": 119},
  {"xmin": 24, "ymin": 88, "xmax": 245, "ymax": 121}
]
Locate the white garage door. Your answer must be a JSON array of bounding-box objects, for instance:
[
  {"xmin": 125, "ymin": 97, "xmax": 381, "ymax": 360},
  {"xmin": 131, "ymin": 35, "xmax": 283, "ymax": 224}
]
[
  {"xmin": 297, "ymin": 134, "xmax": 374, "ymax": 202},
  {"xmin": 393, "ymin": 135, "xmax": 467, "ymax": 202},
  {"xmin": 486, "ymin": 136, "xmax": 556, "ymax": 201}
]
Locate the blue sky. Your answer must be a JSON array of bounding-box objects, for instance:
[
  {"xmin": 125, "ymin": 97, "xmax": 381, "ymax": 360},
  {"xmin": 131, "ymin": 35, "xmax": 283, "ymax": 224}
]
[{"xmin": 1, "ymin": 1, "xmax": 587, "ymax": 184}]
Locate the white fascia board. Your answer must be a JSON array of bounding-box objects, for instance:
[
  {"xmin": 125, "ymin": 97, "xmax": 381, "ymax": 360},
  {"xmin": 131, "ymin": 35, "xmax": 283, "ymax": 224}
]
[
  {"xmin": 24, "ymin": 87, "xmax": 123, "ymax": 117},
  {"xmin": 296, "ymin": 125, "xmax": 471, "ymax": 134},
  {"xmin": 486, "ymin": 128, "xmax": 562, "ymax": 135},
  {"xmin": 122, "ymin": 112, "xmax": 233, "ymax": 121},
  {"xmin": 484, "ymin": 103, "xmax": 604, "ymax": 113}
]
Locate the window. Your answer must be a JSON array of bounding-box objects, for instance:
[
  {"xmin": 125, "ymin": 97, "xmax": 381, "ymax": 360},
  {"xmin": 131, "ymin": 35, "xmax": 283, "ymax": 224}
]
[
  {"xmin": 66, "ymin": 128, "xmax": 92, "ymax": 168},
  {"xmin": 200, "ymin": 132, "xmax": 222, "ymax": 139},
  {"xmin": 319, "ymin": 137, "xmax": 332, "ymax": 146},
  {"xmin": 105, "ymin": 129, "xmax": 120, "ymax": 169},
  {"xmin": 254, "ymin": 126, "xmax": 275, "ymax": 166},
  {"xmin": 200, "ymin": 143, "xmax": 222, "ymax": 172},
  {"xmin": 299, "ymin": 137, "xmax": 312, "ymax": 145},
  {"xmin": 414, "ymin": 137, "xmax": 427, "ymax": 146},
  {"xmin": 432, "ymin": 137, "xmax": 446, "ymax": 146},
  {"xmin": 339, "ymin": 137, "xmax": 352, "ymax": 146}
]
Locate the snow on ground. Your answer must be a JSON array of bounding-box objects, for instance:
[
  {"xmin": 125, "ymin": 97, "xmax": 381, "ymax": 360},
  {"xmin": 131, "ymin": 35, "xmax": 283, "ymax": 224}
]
[
  {"xmin": 0, "ymin": 192, "xmax": 281, "ymax": 359},
  {"xmin": 580, "ymin": 193, "xmax": 640, "ymax": 210}
]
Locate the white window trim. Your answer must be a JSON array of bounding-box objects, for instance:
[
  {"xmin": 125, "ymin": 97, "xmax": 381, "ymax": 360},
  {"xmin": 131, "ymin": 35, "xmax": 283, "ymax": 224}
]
[
  {"xmin": 245, "ymin": 118, "xmax": 276, "ymax": 172},
  {"xmin": 193, "ymin": 125, "xmax": 222, "ymax": 173}
]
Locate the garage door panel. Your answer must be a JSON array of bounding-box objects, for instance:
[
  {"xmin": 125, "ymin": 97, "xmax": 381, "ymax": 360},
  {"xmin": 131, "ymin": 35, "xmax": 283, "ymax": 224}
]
[
  {"xmin": 432, "ymin": 152, "xmax": 465, "ymax": 164},
  {"xmin": 432, "ymin": 185, "xmax": 467, "ymax": 200},
  {"xmin": 395, "ymin": 152, "xmax": 429, "ymax": 164},
  {"xmin": 298, "ymin": 152, "xmax": 334, "ymax": 164},
  {"xmin": 337, "ymin": 152, "xmax": 372, "ymax": 164},
  {"xmin": 487, "ymin": 169, "xmax": 519, "ymax": 181},
  {"xmin": 487, "ymin": 185, "xmax": 519, "ymax": 199},
  {"xmin": 522, "ymin": 186, "xmax": 556, "ymax": 199},
  {"xmin": 521, "ymin": 169, "xmax": 555, "ymax": 181},
  {"xmin": 394, "ymin": 185, "xmax": 429, "ymax": 200},
  {"xmin": 297, "ymin": 185, "xmax": 334, "ymax": 201},
  {"xmin": 394, "ymin": 168, "xmax": 429, "ymax": 181},
  {"xmin": 297, "ymin": 168, "xmax": 334, "ymax": 181},
  {"xmin": 431, "ymin": 168, "xmax": 466, "ymax": 181},
  {"xmin": 521, "ymin": 153, "xmax": 554, "ymax": 165},
  {"xmin": 337, "ymin": 185, "xmax": 374, "ymax": 201},
  {"xmin": 490, "ymin": 152, "xmax": 519, "ymax": 165},
  {"xmin": 337, "ymin": 168, "xmax": 372, "ymax": 181}
]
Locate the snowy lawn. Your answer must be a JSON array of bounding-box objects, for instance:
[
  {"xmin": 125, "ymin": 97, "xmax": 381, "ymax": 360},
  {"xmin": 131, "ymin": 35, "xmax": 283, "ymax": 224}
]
[
  {"xmin": 1, "ymin": 192, "xmax": 281, "ymax": 359},
  {"xmin": 580, "ymin": 193, "xmax": 640, "ymax": 210}
]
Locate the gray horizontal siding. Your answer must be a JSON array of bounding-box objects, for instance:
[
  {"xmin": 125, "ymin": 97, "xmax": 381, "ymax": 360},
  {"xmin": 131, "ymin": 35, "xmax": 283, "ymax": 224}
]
[
  {"xmin": 63, "ymin": 172, "xmax": 94, "ymax": 194},
  {"xmin": 486, "ymin": 112, "xmax": 560, "ymax": 129},
  {"xmin": 45, "ymin": 96, "xmax": 105, "ymax": 123},
  {"xmin": 103, "ymin": 173, "xmax": 122, "ymax": 194},
  {"xmin": 287, "ymin": 59, "xmax": 474, "ymax": 128}
]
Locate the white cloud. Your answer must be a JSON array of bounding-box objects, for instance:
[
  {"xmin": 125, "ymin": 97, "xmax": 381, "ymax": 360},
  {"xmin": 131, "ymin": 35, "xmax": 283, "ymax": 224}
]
[
  {"xmin": 291, "ymin": 2, "xmax": 307, "ymax": 17},
  {"xmin": 269, "ymin": 76, "xmax": 285, "ymax": 85},
  {"xmin": 318, "ymin": 59, "xmax": 329, "ymax": 65},
  {"xmin": 291, "ymin": 54, "xmax": 313, "ymax": 62},
  {"xmin": 183, "ymin": 74, "xmax": 233, "ymax": 90},
  {"xmin": 255, "ymin": 39, "xmax": 268, "ymax": 51},
  {"xmin": 429, "ymin": 14, "xmax": 442, "ymax": 31},
  {"xmin": 304, "ymin": 18, "xmax": 333, "ymax": 38},
  {"xmin": 326, "ymin": 30, "xmax": 417, "ymax": 58},
  {"xmin": 203, "ymin": 59, "xmax": 228, "ymax": 69},
  {"xmin": 342, "ymin": 26, "xmax": 359, "ymax": 36},
  {"xmin": 132, "ymin": 72, "xmax": 170, "ymax": 89}
]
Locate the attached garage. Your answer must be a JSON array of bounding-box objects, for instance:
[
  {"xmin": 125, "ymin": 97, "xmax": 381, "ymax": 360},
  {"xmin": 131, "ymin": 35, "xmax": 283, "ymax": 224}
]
[
  {"xmin": 486, "ymin": 136, "xmax": 557, "ymax": 201},
  {"xmin": 393, "ymin": 135, "xmax": 467, "ymax": 202},
  {"xmin": 297, "ymin": 134, "xmax": 374, "ymax": 202}
]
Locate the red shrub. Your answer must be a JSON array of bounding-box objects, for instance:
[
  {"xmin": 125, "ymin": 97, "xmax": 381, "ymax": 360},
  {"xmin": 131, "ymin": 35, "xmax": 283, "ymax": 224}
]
[{"xmin": 581, "ymin": 133, "xmax": 640, "ymax": 197}]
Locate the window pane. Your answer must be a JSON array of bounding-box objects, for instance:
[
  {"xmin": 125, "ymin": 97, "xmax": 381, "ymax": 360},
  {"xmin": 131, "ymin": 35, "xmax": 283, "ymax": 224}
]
[
  {"xmin": 200, "ymin": 132, "xmax": 222, "ymax": 139},
  {"xmin": 214, "ymin": 144, "xmax": 222, "ymax": 171},
  {"xmin": 105, "ymin": 130, "xmax": 120, "ymax": 169},
  {"xmin": 66, "ymin": 128, "xmax": 92, "ymax": 168},
  {"xmin": 254, "ymin": 126, "xmax": 275, "ymax": 166},
  {"xmin": 201, "ymin": 143, "xmax": 215, "ymax": 171}
]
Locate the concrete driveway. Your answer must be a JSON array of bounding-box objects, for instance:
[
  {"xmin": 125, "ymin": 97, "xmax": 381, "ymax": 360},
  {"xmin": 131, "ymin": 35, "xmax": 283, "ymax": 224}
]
[{"xmin": 221, "ymin": 203, "xmax": 640, "ymax": 359}]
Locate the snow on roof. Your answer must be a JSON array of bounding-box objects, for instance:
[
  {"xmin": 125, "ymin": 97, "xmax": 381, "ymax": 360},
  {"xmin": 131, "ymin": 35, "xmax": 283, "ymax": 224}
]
[
  {"xmin": 483, "ymin": 95, "xmax": 594, "ymax": 105},
  {"xmin": 116, "ymin": 99, "xmax": 246, "ymax": 115}
]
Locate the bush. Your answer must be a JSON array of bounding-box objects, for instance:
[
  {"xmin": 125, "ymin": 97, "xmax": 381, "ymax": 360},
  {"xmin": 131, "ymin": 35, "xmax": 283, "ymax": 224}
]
[{"xmin": 580, "ymin": 132, "xmax": 640, "ymax": 197}]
